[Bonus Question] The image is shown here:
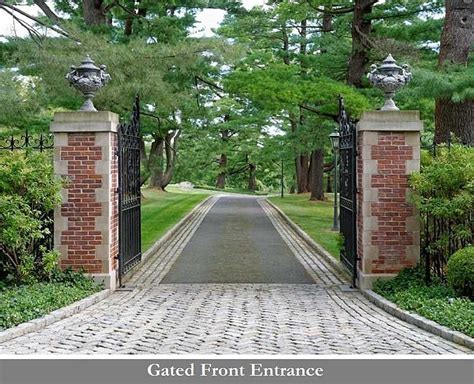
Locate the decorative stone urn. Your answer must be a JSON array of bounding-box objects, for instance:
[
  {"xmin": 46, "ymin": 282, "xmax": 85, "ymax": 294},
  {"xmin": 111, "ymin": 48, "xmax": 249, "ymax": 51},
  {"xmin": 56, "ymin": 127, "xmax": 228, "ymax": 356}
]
[
  {"xmin": 367, "ymin": 54, "xmax": 412, "ymax": 111},
  {"xmin": 66, "ymin": 55, "xmax": 111, "ymax": 112}
]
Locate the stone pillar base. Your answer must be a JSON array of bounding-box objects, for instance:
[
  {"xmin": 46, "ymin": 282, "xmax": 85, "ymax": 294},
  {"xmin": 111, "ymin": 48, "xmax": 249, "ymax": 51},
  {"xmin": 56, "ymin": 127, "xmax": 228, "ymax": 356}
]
[
  {"xmin": 89, "ymin": 270, "xmax": 117, "ymax": 291},
  {"xmin": 357, "ymin": 272, "xmax": 398, "ymax": 290}
]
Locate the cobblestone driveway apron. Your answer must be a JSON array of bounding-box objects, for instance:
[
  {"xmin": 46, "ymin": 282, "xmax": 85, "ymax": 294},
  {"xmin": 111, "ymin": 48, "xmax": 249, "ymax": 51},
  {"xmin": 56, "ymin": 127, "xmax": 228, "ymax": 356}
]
[{"xmin": 0, "ymin": 196, "xmax": 471, "ymax": 354}]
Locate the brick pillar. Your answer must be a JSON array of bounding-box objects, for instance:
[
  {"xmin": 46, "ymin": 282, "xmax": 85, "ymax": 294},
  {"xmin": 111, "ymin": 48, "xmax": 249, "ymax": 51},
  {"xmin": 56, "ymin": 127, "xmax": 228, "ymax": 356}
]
[
  {"xmin": 357, "ymin": 111, "xmax": 422, "ymax": 289},
  {"xmin": 51, "ymin": 112, "xmax": 119, "ymax": 291}
]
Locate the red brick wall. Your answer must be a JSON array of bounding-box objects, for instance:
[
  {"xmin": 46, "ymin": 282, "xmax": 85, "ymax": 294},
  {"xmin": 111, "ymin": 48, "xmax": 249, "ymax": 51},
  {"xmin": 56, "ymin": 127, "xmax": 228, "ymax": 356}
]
[
  {"xmin": 369, "ymin": 133, "xmax": 415, "ymax": 273},
  {"xmin": 357, "ymin": 131, "xmax": 418, "ymax": 276},
  {"xmin": 59, "ymin": 133, "xmax": 103, "ymax": 273}
]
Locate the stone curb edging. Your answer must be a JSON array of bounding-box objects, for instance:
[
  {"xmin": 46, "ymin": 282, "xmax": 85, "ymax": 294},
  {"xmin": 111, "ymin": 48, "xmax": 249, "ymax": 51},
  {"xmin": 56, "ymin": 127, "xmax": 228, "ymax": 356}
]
[
  {"xmin": 362, "ymin": 289, "xmax": 474, "ymax": 350},
  {"xmin": 265, "ymin": 199, "xmax": 474, "ymax": 350},
  {"xmin": 0, "ymin": 289, "xmax": 110, "ymax": 345},
  {"xmin": 123, "ymin": 195, "xmax": 215, "ymax": 283},
  {"xmin": 265, "ymin": 199, "xmax": 351, "ymax": 282}
]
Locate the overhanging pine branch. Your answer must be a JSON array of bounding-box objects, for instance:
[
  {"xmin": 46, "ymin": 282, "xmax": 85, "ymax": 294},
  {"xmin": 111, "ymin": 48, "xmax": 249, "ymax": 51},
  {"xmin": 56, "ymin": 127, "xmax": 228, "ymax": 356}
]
[
  {"xmin": 195, "ymin": 75, "xmax": 225, "ymax": 98},
  {"xmin": 32, "ymin": 0, "xmax": 61, "ymax": 23},
  {"xmin": 0, "ymin": 2, "xmax": 69, "ymax": 38},
  {"xmin": 298, "ymin": 103, "xmax": 338, "ymax": 122}
]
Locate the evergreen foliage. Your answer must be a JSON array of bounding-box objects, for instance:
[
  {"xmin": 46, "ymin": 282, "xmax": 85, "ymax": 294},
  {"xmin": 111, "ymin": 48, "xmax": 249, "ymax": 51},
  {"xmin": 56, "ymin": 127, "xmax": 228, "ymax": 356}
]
[
  {"xmin": 0, "ymin": 1, "xmax": 471, "ymax": 189},
  {"xmin": 409, "ymin": 145, "xmax": 474, "ymax": 281}
]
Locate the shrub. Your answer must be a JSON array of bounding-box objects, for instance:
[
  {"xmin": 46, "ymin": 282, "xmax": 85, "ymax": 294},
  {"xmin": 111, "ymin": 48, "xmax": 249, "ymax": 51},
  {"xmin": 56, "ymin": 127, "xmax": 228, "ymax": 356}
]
[
  {"xmin": 0, "ymin": 151, "xmax": 62, "ymax": 282},
  {"xmin": 409, "ymin": 144, "xmax": 474, "ymax": 281},
  {"xmin": 446, "ymin": 246, "xmax": 474, "ymax": 299},
  {"xmin": 40, "ymin": 248, "xmax": 61, "ymax": 282}
]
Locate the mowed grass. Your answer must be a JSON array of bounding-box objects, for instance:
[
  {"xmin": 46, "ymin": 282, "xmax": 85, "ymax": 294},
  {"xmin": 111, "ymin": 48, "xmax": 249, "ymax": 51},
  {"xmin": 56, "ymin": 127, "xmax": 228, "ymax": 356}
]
[
  {"xmin": 141, "ymin": 188, "xmax": 208, "ymax": 252},
  {"xmin": 268, "ymin": 193, "xmax": 340, "ymax": 259}
]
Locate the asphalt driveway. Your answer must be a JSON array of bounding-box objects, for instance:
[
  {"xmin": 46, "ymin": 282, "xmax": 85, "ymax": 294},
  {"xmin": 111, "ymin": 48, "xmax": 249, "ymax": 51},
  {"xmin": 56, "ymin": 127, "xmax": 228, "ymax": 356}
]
[{"xmin": 161, "ymin": 196, "xmax": 315, "ymax": 284}]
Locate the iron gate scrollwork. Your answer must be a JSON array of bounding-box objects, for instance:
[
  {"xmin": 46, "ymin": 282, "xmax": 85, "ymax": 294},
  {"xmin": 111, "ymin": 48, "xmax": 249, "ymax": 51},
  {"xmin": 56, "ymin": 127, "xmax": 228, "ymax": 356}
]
[
  {"xmin": 338, "ymin": 96, "xmax": 358, "ymax": 287},
  {"xmin": 117, "ymin": 96, "xmax": 142, "ymax": 284}
]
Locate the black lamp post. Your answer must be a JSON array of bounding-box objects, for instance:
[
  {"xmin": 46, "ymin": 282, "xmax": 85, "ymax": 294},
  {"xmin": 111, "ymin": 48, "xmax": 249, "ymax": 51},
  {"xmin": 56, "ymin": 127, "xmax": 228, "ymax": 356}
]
[
  {"xmin": 280, "ymin": 158, "xmax": 284, "ymax": 198},
  {"xmin": 329, "ymin": 130, "xmax": 340, "ymax": 231}
]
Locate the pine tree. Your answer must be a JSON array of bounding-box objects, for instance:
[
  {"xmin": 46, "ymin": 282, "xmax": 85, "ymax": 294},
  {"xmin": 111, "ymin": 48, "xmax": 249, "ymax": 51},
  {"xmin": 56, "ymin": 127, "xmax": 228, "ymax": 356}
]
[{"xmin": 435, "ymin": 0, "xmax": 473, "ymax": 145}]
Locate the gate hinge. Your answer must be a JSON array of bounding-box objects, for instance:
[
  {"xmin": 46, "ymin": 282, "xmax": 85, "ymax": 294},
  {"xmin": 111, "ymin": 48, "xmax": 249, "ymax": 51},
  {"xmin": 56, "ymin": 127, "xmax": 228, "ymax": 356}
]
[
  {"xmin": 115, "ymin": 187, "xmax": 121, "ymax": 194},
  {"xmin": 114, "ymin": 148, "xmax": 119, "ymax": 157}
]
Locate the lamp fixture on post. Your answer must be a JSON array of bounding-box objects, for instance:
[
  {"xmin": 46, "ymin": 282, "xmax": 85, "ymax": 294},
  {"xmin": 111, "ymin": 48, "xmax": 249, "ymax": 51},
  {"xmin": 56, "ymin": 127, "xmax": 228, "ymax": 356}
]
[
  {"xmin": 329, "ymin": 131, "xmax": 340, "ymax": 151},
  {"xmin": 329, "ymin": 130, "xmax": 340, "ymax": 231}
]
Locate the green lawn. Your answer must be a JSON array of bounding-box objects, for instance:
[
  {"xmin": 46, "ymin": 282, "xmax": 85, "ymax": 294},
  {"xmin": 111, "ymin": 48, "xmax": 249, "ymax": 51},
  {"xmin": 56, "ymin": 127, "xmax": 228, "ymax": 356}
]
[
  {"xmin": 141, "ymin": 188, "xmax": 208, "ymax": 252},
  {"xmin": 268, "ymin": 193, "xmax": 340, "ymax": 259}
]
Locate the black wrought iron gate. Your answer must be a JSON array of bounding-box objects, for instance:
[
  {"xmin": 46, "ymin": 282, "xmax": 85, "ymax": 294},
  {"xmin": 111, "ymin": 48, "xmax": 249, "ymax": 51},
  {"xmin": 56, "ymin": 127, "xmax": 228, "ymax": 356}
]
[
  {"xmin": 338, "ymin": 96, "xmax": 358, "ymax": 287},
  {"xmin": 117, "ymin": 96, "xmax": 142, "ymax": 285}
]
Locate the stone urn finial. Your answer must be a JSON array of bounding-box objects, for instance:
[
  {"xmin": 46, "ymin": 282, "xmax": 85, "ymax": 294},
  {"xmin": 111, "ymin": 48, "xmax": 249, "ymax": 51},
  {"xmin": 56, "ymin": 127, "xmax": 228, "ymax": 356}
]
[
  {"xmin": 367, "ymin": 54, "xmax": 412, "ymax": 111},
  {"xmin": 66, "ymin": 55, "xmax": 111, "ymax": 112}
]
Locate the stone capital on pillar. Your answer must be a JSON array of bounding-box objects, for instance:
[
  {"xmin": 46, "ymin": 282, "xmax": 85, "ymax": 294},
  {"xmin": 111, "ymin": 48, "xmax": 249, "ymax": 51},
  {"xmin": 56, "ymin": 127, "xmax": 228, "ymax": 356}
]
[
  {"xmin": 356, "ymin": 110, "xmax": 423, "ymax": 289},
  {"xmin": 51, "ymin": 111, "xmax": 119, "ymax": 291}
]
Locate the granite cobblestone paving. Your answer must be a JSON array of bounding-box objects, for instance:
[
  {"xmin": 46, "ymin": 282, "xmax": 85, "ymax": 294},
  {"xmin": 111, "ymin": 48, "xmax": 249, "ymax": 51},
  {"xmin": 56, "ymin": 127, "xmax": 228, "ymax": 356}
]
[{"xmin": 0, "ymin": 196, "xmax": 471, "ymax": 354}]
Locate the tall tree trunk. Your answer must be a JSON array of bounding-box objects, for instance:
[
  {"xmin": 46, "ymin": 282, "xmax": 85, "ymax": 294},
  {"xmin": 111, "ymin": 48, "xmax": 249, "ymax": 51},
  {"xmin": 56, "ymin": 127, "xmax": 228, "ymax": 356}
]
[
  {"xmin": 310, "ymin": 149, "xmax": 325, "ymax": 200},
  {"xmin": 283, "ymin": 26, "xmax": 307, "ymax": 194},
  {"xmin": 282, "ymin": 24, "xmax": 290, "ymax": 65},
  {"xmin": 248, "ymin": 163, "xmax": 256, "ymax": 191},
  {"xmin": 147, "ymin": 130, "xmax": 180, "ymax": 190},
  {"xmin": 435, "ymin": 0, "xmax": 474, "ymax": 145},
  {"xmin": 216, "ymin": 153, "xmax": 227, "ymax": 189},
  {"xmin": 296, "ymin": 155, "xmax": 310, "ymax": 193},
  {"xmin": 322, "ymin": 11, "xmax": 332, "ymax": 33},
  {"xmin": 83, "ymin": 0, "xmax": 106, "ymax": 26},
  {"xmin": 347, "ymin": 0, "xmax": 377, "ymax": 87},
  {"xmin": 139, "ymin": 138, "xmax": 149, "ymax": 186},
  {"xmin": 307, "ymin": 14, "xmax": 334, "ymax": 198},
  {"xmin": 160, "ymin": 130, "xmax": 180, "ymax": 189},
  {"xmin": 299, "ymin": 18, "xmax": 308, "ymax": 75},
  {"xmin": 326, "ymin": 172, "xmax": 333, "ymax": 193},
  {"xmin": 148, "ymin": 137, "xmax": 165, "ymax": 189},
  {"xmin": 216, "ymin": 127, "xmax": 230, "ymax": 189},
  {"xmin": 308, "ymin": 151, "xmax": 313, "ymax": 192},
  {"xmin": 124, "ymin": 17, "xmax": 133, "ymax": 36},
  {"xmin": 289, "ymin": 113, "xmax": 309, "ymax": 193},
  {"xmin": 123, "ymin": 0, "xmax": 147, "ymax": 36}
]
